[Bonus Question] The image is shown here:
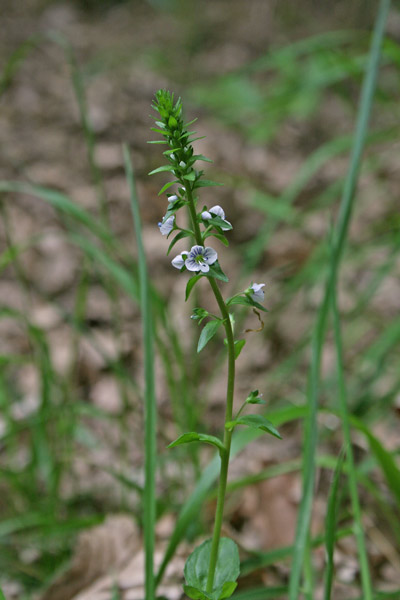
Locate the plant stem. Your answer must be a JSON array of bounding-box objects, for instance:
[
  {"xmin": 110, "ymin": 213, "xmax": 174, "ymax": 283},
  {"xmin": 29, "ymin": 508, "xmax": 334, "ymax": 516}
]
[{"xmin": 185, "ymin": 184, "xmax": 236, "ymax": 592}]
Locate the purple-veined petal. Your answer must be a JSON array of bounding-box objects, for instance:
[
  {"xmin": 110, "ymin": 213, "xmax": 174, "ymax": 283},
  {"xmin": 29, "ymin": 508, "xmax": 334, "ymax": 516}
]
[
  {"xmin": 201, "ymin": 210, "xmax": 212, "ymax": 220},
  {"xmin": 189, "ymin": 245, "xmax": 204, "ymax": 258},
  {"xmin": 185, "ymin": 258, "xmax": 200, "ymax": 272},
  {"xmin": 203, "ymin": 247, "xmax": 218, "ymax": 265}
]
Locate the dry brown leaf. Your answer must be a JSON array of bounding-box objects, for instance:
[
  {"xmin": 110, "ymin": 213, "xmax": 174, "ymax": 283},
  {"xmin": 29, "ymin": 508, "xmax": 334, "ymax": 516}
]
[{"xmin": 41, "ymin": 515, "xmax": 140, "ymax": 600}]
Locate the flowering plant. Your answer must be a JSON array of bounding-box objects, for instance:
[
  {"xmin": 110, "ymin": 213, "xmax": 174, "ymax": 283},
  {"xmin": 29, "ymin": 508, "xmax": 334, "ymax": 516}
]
[{"xmin": 149, "ymin": 90, "xmax": 281, "ymax": 599}]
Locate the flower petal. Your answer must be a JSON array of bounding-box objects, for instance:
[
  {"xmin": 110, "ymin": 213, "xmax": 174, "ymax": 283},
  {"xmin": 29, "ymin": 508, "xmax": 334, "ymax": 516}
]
[
  {"xmin": 158, "ymin": 215, "xmax": 175, "ymax": 235},
  {"xmin": 199, "ymin": 263, "xmax": 210, "ymax": 273},
  {"xmin": 209, "ymin": 205, "xmax": 225, "ymax": 219},
  {"xmin": 201, "ymin": 210, "xmax": 212, "ymax": 220},
  {"xmin": 171, "ymin": 253, "xmax": 185, "ymax": 269},
  {"xmin": 189, "ymin": 245, "xmax": 204, "ymax": 259},
  {"xmin": 168, "ymin": 194, "xmax": 178, "ymax": 203},
  {"xmin": 203, "ymin": 247, "xmax": 218, "ymax": 265},
  {"xmin": 250, "ymin": 283, "xmax": 265, "ymax": 301},
  {"xmin": 185, "ymin": 258, "xmax": 200, "ymax": 272}
]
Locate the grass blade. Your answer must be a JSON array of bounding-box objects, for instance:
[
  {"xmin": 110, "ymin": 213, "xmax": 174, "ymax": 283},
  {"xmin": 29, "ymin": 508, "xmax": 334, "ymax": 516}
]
[
  {"xmin": 123, "ymin": 145, "xmax": 156, "ymax": 600},
  {"xmin": 331, "ymin": 282, "xmax": 373, "ymax": 598},
  {"xmin": 289, "ymin": 2, "xmax": 391, "ymax": 597},
  {"xmin": 323, "ymin": 451, "xmax": 344, "ymax": 600}
]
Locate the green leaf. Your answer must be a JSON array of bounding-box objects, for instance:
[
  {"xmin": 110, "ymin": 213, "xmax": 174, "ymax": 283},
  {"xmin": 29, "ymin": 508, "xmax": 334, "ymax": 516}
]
[
  {"xmin": 183, "ymin": 172, "xmax": 196, "ymax": 181},
  {"xmin": 192, "ymin": 154, "xmax": 213, "ymax": 163},
  {"xmin": 167, "ymin": 432, "xmax": 225, "ymax": 453},
  {"xmin": 183, "ymin": 585, "xmax": 213, "ymax": 600},
  {"xmin": 184, "ymin": 538, "xmax": 240, "ymax": 599},
  {"xmin": 167, "ymin": 230, "xmax": 191, "ymax": 255},
  {"xmin": 186, "ymin": 274, "xmax": 204, "ymax": 300},
  {"xmin": 219, "ymin": 582, "xmax": 238, "ymax": 599},
  {"xmin": 158, "ymin": 180, "xmax": 179, "ymax": 195},
  {"xmin": 204, "ymin": 231, "xmax": 229, "ymax": 246},
  {"xmin": 226, "ymin": 414, "xmax": 282, "ymax": 439},
  {"xmin": 148, "ymin": 164, "xmax": 176, "ymax": 175},
  {"xmin": 226, "ymin": 295, "xmax": 267, "ymax": 312},
  {"xmin": 223, "ymin": 338, "xmax": 246, "ymax": 359},
  {"xmin": 234, "ymin": 339, "xmax": 246, "ymax": 359},
  {"xmin": 198, "ymin": 320, "xmax": 222, "ymax": 352},
  {"xmin": 206, "ymin": 262, "xmax": 229, "ymax": 283},
  {"xmin": 206, "ymin": 216, "xmax": 233, "ymax": 231},
  {"xmin": 194, "ymin": 179, "xmax": 224, "ymax": 188}
]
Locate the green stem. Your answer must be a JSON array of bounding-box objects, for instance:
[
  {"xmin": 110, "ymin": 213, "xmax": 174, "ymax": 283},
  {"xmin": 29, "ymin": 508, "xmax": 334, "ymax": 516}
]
[{"xmin": 185, "ymin": 184, "xmax": 236, "ymax": 592}]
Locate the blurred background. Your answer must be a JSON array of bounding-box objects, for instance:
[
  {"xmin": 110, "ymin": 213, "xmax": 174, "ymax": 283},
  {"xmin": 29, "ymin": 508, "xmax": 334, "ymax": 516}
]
[{"xmin": 1, "ymin": 1, "xmax": 400, "ymax": 599}]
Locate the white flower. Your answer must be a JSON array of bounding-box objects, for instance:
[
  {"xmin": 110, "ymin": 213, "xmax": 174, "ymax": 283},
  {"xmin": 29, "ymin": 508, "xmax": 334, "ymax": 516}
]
[
  {"xmin": 179, "ymin": 161, "xmax": 186, "ymax": 168},
  {"xmin": 249, "ymin": 283, "xmax": 265, "ymax": 302},
  {"xmin": 168, "ymin": 194, "xmax": 178, "ymax": 203},
  {"xmin": 171, "ymin": 251, "xmax": 188, "ymax": 269},
  {"xmin": 158, "ymin": 215, "xmax": 175, "ymax": 235},
  {"xmin": 185, "ymin": 245, "xmax": 218, "ymax": 273},
  {"xmin": 201, "ymin": 205, "xmax": 232, "ymax": 231}
]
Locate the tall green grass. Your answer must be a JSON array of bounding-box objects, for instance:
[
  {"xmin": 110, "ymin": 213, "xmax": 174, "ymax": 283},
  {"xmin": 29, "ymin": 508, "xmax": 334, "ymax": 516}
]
[
  {"xmin": 289, "ymin": 1, "xmax": 391, "ymax": 597},
  {"xmin": 124, "ymin": 145, "xmax": 156, "ymax": 600}
]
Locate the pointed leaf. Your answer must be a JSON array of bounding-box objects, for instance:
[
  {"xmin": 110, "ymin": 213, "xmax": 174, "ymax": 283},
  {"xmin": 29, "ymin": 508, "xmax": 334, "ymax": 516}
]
[
  {"xmin": 204, "ymin": 231, "xmax": 229, "ymax": 246},
  {"xmin": 183, "ymin": 172, "xmax": 196, "ymax": 181},
  {"xmin": 226, "ymin": 295, "xmax": 267, "ymax": 313},
  {"xmin": 206, "ymin": 216, "xmax": 232, "ymax": 231},
  {"xmin": 148, "ymin": 165, "xmax": 176, "ymax": 176},
  {"xmin": 167, "ymin": 230, "xmax": 192, "ymax": 255},
  {"xmin": 183, "ymin": 585, "xmax": 213, "ymax": 600},
  {"xmin": 158, "ymin": 180, "xmax": 179, "ymax": 195},
  {"xmin": 206, "ymin": 262, "xmax": 229, "ymax": 283},
  {"xmin": 218, "ymin": 581, "xmax": 238, "ymax": 599},
  {"xmin": 167, "ymin": 432, "xmax": 224, "ymax": 453},
  {"xmin": 198, "ymin": 319, "xmax": 222, "ymax": 353},
  {"xmin": 186, "ymin": 274, "xmax": 203, "ymax": 301},
  {"xmin": 233, "ymin": 339, "xmax": 246, "ymax": 359},
  {"xmin": 192, "ymin": 154, "xmax": 213, "ymax": 163},
  {"xmin": 184, "ymin": 538, "xmax": 240, "ymax": 598},
  {"xmin": 225, "ymin": 414, "xmax": 282, "ymax": 439},
  {"xmin": 194, "ymin": 179, "xmax": 224, "ymax": 189}
]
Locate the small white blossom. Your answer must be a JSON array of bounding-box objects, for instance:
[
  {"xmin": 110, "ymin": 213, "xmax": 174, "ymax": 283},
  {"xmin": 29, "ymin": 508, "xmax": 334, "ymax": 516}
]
[
  {"xmin": 185, "ymin": 245, "xmax": 218, "ymax": 273},
  {"xmin": 171, "ymin": 252, "xmax": 188, "ymax": 269},
  {"xmin": 168, "ymin": 194, "xmax": 178, "ymax": 203},
  {"xmin": 201, "ymin": 205, "xmax": 232, "ymax": 231},
  {"xmin": 249, "ymin": 283, "xmax": 265, "ymax": 302},
  {"xmin": 158, "ymin": 215, "xmax": 175, "ymax": 235},
  {"xmin": 179, "ymin": 161, "xmax": 186, "ymax": 168},
  {"xmin": 170, "ymin": 153, "xmax": 176, "ymax": 161}
]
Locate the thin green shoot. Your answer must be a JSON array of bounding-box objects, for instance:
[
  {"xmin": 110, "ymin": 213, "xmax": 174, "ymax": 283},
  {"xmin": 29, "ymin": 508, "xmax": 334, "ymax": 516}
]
[
  {"xmin": 323, "ymin": 450, "xmax": 345, "ymax": 600},
  {"xmin": 124, "ymin": 144, "xmax": 156, "ymax": 600}
]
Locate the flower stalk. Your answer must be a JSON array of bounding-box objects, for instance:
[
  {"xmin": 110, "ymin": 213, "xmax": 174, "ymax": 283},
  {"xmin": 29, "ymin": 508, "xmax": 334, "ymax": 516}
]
[{"xmin": 184, "ymin": 182, "xmax": 236, "ymax": 591}]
